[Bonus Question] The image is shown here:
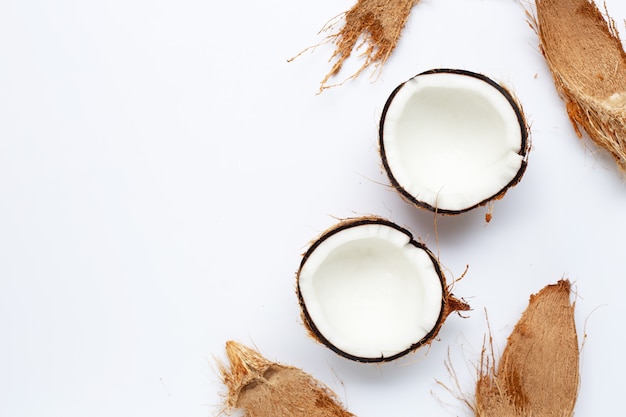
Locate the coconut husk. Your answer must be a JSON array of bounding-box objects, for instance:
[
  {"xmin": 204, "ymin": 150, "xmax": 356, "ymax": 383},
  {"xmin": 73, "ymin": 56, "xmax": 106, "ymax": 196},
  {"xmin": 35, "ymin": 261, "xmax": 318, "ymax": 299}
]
[
  {"xmin": 291, "ymin": 0, "xmax": 419, "ymax": 92},
  {"xmin": 218, "ymin": 341, "xmax": 355, "ymax": 417},
  {"xmin": 533, "ymin": 0, "xmax": 626, "ymax": 173},
  {"xmin": 474, "ymin": 280, "xmax": 579, "ymax": 417}
]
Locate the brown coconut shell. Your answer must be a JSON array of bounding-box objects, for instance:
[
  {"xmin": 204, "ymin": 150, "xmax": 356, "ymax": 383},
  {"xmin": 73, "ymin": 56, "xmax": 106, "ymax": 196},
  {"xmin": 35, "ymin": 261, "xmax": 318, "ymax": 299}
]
[
  {"xmin": 296, "ymin": 216, "xmax": 470, "ymax": 363},
  {"xmin": 474, "ymin": 280, "xmax": 579, "ymax": 417},
  {"xmin": 218, "ymin": 341, "xmax": 355, "ymax": 417},
  {"xmin": 534, "ymin": 0, "xmax": 626, "ymax": 173},
  {"xmin": 379, "ymin": 69, "xmax": 530, "ymax": 216}
]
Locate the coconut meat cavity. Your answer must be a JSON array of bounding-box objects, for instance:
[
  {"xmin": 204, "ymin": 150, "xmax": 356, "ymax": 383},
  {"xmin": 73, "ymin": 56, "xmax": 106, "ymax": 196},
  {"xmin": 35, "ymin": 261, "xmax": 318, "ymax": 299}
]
[
  {"xmin": 381, "ymin": 70, "xmax": 526, "ymax": 213},
  {"xmin": 298, "ymin": 223, "xmax": 443, "ymax": 360}
]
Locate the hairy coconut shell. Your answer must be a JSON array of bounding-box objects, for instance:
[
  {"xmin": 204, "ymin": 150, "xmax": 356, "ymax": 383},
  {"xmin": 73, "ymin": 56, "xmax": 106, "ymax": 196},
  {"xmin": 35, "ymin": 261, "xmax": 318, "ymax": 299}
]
[
  {"xmin": 296, "ymin": 216, "xmax": 470, "ymax": 362},
  {"xmin": 218, "ymin": 341, "xmax": 355, "ymax": 417},
  {"xmin": 534, "ymin": 0, "xmax": 626, "ymax": 172},
  {"xmin": 379, "ymin": 69, "xmax": 530, "ymax": 215},
  {"xmin": 475, "ymin": 280, "xmax": 579, "ymax": 417}
]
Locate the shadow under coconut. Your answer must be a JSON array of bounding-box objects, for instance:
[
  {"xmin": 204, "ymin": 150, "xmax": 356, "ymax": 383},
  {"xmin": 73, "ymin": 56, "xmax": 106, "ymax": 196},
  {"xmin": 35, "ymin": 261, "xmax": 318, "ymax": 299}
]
[
  {"xmin": 389, "ymin": 195, "xmax": 494, "ymax": 249},
  {"xmin": 320, "ymin": 337, "xmax": 456, "ymax": 383}
]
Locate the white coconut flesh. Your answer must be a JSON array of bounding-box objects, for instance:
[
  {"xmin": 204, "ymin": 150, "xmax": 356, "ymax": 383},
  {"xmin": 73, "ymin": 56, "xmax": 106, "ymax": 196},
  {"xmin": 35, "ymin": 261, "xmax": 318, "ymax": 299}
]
[
  {"xmin": 298, "ymin": 222, "xmax": 443, "ymax": 361},
  {"xmin": 381, "ymin": 71, "xmax": 526, "ymax": 213}
]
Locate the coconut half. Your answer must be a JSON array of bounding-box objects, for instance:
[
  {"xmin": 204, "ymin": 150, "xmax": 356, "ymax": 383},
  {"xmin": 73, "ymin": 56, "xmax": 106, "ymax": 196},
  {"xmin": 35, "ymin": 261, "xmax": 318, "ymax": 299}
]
[
  {"xmin": 380, "ymin": 69, "xmax": 529, "ymax": 214},
  {"xmin": 296, "ymin": 216, "xmax": 469, "ymax": 362}
]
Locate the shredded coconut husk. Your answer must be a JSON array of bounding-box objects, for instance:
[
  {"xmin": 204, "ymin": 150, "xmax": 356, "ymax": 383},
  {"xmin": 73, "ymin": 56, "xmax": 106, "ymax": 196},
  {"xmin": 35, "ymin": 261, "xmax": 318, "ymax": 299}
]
[
  {"xmin": 474, "ymin": 280, "xmax": 579, "ymax": 417},
  {"xmin": 217, "ymin": 341, "xmax": 355, "ymax": 417},
  {"xmin": 533, "ymin": 0, "xmax": 626, "ymax": 173},
  {"xmin": 291, "ymin": 0, "xmax": 420, "ymax": 92}
]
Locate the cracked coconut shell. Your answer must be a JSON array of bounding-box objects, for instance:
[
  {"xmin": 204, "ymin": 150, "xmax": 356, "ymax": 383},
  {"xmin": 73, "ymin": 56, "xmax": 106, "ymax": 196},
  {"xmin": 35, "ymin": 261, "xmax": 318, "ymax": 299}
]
[
  {"xmin": 474, "ymin": 280, "xmax": 579, "ymax": 417},
  {"xmin": 534, "ymin": 0, "xmax": 626, "ymax": 173},
  {"xmin": 218, "ymin": 341, "xmax": 355, "ymax": 417},
  {"xmin": 296, "ymin": 216, "xmax": 470, "ymax": 362}
]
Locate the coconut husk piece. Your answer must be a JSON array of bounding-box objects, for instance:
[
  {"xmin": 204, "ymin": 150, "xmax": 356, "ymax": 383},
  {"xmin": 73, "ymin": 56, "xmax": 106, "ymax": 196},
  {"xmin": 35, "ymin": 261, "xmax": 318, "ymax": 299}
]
[
  {"xmin": 291, "ymin": 0, "xmax": 420, "ymax": 92},
  {"xmin": 533, "ymin": 0, "xmax": 626, "ymax": 173},
  {"xmin": 217, "ymin": 341, "xmax": 355, "ymax": 417},
  {"xmin": 474, "ymin": 280, "xmax": 579, "ymax": 417}
]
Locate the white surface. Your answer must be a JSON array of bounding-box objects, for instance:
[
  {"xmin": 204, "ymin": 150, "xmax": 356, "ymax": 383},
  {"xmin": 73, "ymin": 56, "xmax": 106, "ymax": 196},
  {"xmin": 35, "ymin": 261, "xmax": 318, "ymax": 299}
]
[
  {"xmin": 381, "ymin": 71, "xmax": 525, "ymax": 211},
  {"xmin": 1, "ymin": 0, "xmax": 625, "ymax": 416},
  {"xmin": 298, "ymin": 223, "xmax": 443, "ymax": 359}
]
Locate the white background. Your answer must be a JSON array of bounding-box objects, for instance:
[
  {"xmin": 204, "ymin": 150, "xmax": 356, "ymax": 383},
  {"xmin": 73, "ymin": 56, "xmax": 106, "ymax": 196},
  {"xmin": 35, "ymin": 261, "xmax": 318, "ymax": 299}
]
[{"xmin": 1, "ymin": 0, "xmax": 625, "ymax": 416}]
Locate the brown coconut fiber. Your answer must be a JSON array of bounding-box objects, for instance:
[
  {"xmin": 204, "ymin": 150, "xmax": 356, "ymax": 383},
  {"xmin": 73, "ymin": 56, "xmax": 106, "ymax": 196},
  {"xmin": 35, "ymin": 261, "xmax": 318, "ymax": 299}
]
[
  {"xmin": 218, "ymin": 341, "xmax": 355, "ymax": 417},
  {"xmin": 474, "ymin": 280, "xmax": 579, "ymax": 417},
  {"xmin": 292, "ymin": 0, "xmax": 419, "ymax": 92},
  {"xmin": 533, "ymin": 0, "xmax": 626, "ymax": 173}
]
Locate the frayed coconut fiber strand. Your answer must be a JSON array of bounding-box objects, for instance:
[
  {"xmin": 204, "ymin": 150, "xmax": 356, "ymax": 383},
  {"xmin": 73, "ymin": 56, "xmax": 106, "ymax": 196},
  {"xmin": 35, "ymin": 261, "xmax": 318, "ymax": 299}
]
[
  {"xmin": 534, "ymin": 0, "xmax": 626, "ymax": 173},
  {"xmin": 293, "ymin": 0, "xmax": 419, "ymax": 92},
  {"xmin": 218, "ymin": 341, "xmax": 355, "ymax": 417},
  {"xmin": 474, "ymin": 280, "xmax": 579, "ymax": 417}
]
